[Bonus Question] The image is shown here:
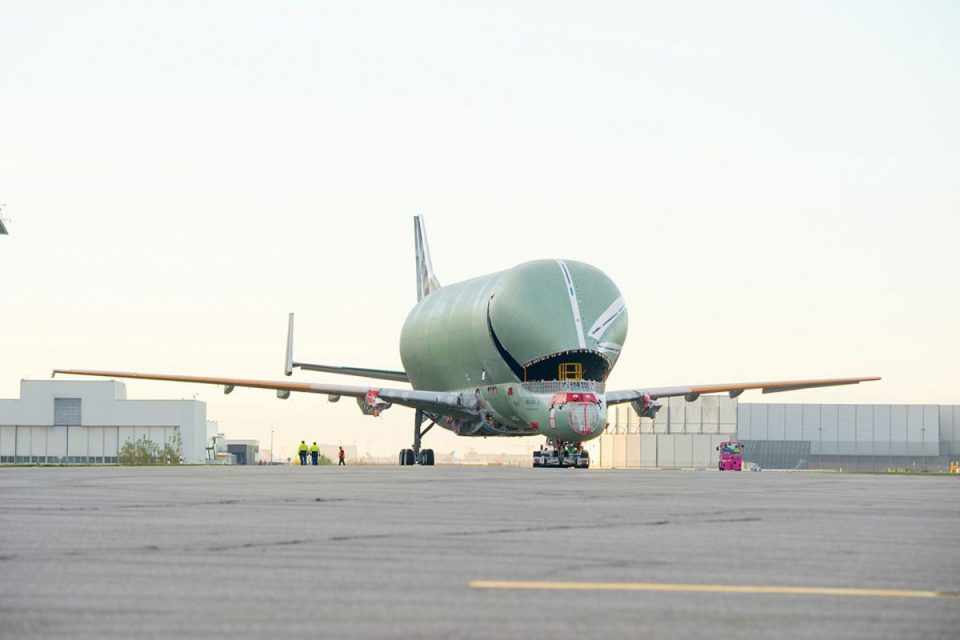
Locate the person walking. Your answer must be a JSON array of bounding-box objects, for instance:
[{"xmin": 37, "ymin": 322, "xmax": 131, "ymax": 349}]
[
  {"xmin": 310, "ymin": 442, "xmax": 319, "ymax": 466},
  {"xmin": 338, "ymin": 446, "xmax": 346, "ymax": 466},
  {"xmin": 297, "ymin": 440, "xmax": 308, "ymax": 466}
]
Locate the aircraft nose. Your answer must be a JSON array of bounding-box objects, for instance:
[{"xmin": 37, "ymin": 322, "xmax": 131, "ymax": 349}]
[{"xmin": 551, "ymin": 397, "xmax": 605, "ymax": 437}]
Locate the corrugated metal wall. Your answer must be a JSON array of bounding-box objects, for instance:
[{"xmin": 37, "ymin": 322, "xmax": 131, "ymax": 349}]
[
  {"xmin": 736, "ymin": 403, "xmax": 960, "ymax": 470},
  {"xmin": 598, "ymin": 397, "xmax": 738, "ymax": 468},
  {"xmin": 738, "ymin": 403, "xmax": 941, "ymax": 456},
  {"xmin": 941, "ymin": 406, "xmax": 960, "ymax": 456},
  {"xmin": 598, "ymin": 402, "xmax": 960, "ymax": 469},
  {"xmin": 0, "ymin": 425, "xmax": 179, "ymax": 464}
]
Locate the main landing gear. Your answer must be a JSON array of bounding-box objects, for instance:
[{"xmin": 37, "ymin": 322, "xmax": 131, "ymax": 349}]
[{"xmin": 399, "ymin": 409, "xmax": 435, "ymax": 466}]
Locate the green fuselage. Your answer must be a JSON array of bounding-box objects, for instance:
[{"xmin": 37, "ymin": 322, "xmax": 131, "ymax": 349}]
[{"xmin": 399, "ymin": 259, "xmax": 628, "ymax": 442}]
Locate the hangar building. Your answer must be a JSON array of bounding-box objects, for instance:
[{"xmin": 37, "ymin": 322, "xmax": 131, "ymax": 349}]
[
  {"xmin": 737, "ymin": 402, "xmax": 959, "ymax": 471},
  {"xmin": 597, "ymin": 397, "xmax": 960, "ymax": 471},
  {"xmin": 0, "ymin": 380, "xmax": 207, "ymax": 464},
  {"xmin": 597, "ymin": 396, "xmax": 737, "ymax": 469},
  {"xmin": 225, "ymin": 439, "xmax": 260, "ymax": 465}
]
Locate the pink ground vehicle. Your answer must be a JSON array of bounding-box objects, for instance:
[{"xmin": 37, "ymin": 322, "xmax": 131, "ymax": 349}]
[{"xmin": 717, "ymin": 440, "xmax": 744, "ymax": 471}]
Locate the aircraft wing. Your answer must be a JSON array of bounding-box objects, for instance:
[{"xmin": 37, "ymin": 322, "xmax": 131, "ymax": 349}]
[
  {"xmin": 605, "ymin": 376, "xmax": 880, "ymax": 405},
  {"xmin": 51, "ymin": 369, "xmax": 476, "ymax": 416}
]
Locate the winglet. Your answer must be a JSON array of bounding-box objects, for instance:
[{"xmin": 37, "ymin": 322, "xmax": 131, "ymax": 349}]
[
  {"xmin": 284, "ymin": 312, "xmax": 295, "ymax": 376},
  {"xmin": 414, "ymin": 215, "xmax": 440, "ymax": 301}
]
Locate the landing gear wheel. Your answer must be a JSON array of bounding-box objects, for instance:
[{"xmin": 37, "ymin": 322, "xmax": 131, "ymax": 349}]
[
  {"xmin": 577, "ymin": 451, "xmax": 590, "ymax": 469},
  {"xmin": 404, "ymin": 410, "xmax": 435, "ymax": 468}
]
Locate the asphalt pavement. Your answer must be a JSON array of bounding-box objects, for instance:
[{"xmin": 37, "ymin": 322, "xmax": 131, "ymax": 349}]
[{"xmin": 1, "ymin": 465, "xmax": 957, "ymax": 639}]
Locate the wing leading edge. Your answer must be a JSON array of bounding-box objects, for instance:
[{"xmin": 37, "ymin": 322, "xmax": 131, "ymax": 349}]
[
  {"xmin": 51, "ymin": 369, "xmax": 475, "ymax": 416},
  {"xmin": 606, "ymin": 376, "xmax": 881, "ymax": 405}
]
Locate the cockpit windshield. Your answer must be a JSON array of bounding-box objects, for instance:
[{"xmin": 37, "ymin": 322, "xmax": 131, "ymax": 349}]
[{"xmin": 721, "ymin": 443, "xmax": 742, "ymax": 454}]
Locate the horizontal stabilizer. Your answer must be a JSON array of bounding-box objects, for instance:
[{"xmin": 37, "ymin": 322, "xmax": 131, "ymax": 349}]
[
  {"xmin": 292, "ymin": 363, "xmax": 409, "ymax": 383},
  {"xmin": 285, "ymin": 312, "xmax": 408, "ymax": 382}
]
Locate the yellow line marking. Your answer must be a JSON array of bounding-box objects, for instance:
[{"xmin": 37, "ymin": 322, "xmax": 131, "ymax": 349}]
[{"xmin": 468, "ymin": 581, "xmax": 958, "ymax": 599}]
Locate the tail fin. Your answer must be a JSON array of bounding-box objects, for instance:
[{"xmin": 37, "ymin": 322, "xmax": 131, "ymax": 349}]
[
  {"xmin": 414, "ymin": 215, "xmax": 440, "ymax": 300},
  {"xmin": 284, "ymin": 312, "xmax": 295, "ymax": 376}
]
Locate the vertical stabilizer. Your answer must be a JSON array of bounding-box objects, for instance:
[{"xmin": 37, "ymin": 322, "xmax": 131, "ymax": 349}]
[
  {"xmin": 414, "ymin": 215, "xmax": 441, "ymax": 300},
  {"xmin": 284, "ymin": 313, "xmax": 295, "ymax": 376}
]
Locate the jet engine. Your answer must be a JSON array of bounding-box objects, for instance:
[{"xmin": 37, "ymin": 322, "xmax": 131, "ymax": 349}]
[
  {"xmin": 357, "ymin": 389, "xmax": 392, "ymax": 417},
  {"xmin": 631, "ymin": 393, "xmax": 662, "ymax": 419}
]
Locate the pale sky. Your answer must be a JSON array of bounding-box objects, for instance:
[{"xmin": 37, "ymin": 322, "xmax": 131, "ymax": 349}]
[{"xmin": 2, "ymin": 1, "xmax": 958, "ymax": 459}]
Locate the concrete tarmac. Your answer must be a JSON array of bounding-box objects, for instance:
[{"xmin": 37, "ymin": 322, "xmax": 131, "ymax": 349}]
[{"xmin": 1, "ymin": 466, "xmax": 958, "ymax": 639}]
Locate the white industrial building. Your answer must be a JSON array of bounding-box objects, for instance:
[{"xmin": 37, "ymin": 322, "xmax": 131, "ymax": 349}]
[
  {"xmin": 597, "ymin": 396, "xmax": 738, "ymax": 468},
  {"xmin": 0, "ymin": 380, "xmax": 207, "ymax": 464},
  {"xmin": 736, "ymin": 402, "xmax": 959, "ymax": 471},
  {"xmin": 597, "ymin": 397, "xmax": 960, "ymax": 471}
]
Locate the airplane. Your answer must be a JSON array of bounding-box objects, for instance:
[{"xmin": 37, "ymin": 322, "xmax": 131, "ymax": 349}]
[{"xmin": 54, "ymin": 216, "xmax": 880, "ymax": 466}]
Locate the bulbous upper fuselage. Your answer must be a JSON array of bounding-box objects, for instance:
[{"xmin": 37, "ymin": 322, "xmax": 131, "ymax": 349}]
[{"xmin": 399, "ymin": 259, "xmax": 627, "ymax": 441}]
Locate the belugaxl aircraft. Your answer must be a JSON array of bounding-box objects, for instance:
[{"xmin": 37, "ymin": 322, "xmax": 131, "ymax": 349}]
[{"xmin": 55, "ymin": 217, "xmax": 879, "ymax": 466}]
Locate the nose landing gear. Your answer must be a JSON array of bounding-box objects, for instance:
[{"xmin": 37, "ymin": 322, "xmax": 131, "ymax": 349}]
[{"xmin": 399, "ymin": 409, "xmax": 435, "ymax": 466}]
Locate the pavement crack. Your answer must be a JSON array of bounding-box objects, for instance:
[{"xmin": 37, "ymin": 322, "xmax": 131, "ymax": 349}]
[
  {"xmin": 205, "ymin": 539, "xmax": 311, "ymax": 552},
  {"xmin": 445, "ymin": 519, "xmax": 671, "ymax": 537},
  {"xmin": 329, "ymin": 533, "xmax": 392, "ymax": 542}
]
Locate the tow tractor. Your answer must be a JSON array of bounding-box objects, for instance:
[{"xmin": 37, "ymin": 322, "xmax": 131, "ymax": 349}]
[
  {"xmin": 533, "ymin": 441, "xmax": 590, "ymax": 469},
  {"xmin": 716, "ymin": 440, "xmax": 744, "ymax": 471}
]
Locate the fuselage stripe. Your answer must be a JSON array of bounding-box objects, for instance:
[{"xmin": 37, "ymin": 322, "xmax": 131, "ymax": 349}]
[
  {"xmin": 588, "ymin": 297, "xmax": 626, "ymax": 341},
  {"xmin": 557, "ymin": 261, "xmax": 586, "ymax": 349}
]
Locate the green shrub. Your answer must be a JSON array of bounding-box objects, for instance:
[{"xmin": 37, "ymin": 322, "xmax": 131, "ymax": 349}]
[{"xmin": 119, "ymin": 433, "xmax": 182, "ymax": 465}]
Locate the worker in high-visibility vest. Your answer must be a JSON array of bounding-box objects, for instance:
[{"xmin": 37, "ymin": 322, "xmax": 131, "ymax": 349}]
[
  {"xmin": 310, "ymin": 442, "xmax": 319, "ymax": 466},
  {"xmin": 298, "ymin": 441, "xmax": 308, "ymax": 466}
]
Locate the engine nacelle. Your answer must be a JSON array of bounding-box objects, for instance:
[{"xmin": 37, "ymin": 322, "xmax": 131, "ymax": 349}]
[
  {"xmin": 631, "ymin": 393, "xmax": 662, "ymax": 419},
  {"xmin": 356, "ymin": 389, "xmax": 392, "ymax": 417},
  {"xmin": 327, "ymin": 394, "xmax": 341, "ymax": 403}
]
